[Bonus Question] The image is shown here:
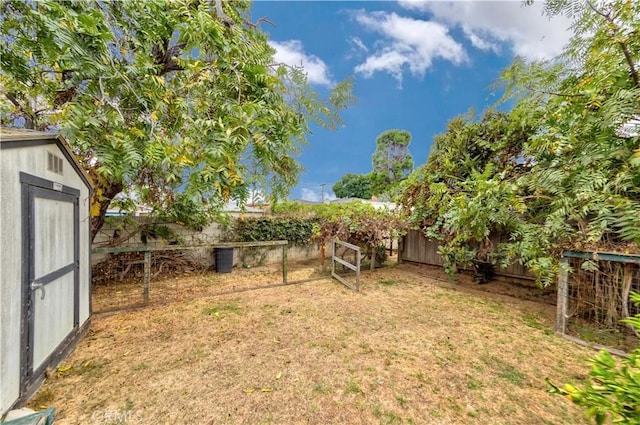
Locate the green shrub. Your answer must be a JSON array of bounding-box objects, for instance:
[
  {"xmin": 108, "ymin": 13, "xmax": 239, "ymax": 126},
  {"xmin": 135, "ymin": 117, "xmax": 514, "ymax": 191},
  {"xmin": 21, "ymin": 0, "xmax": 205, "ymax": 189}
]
[
  {"xmin": 158, "ymin": 192, "xmax": 220, "ymax": 231},
  {"xmin": 270, "ymin": 201, "xmax": 316, "ymax": 217},
  {"xmin": 547, "ymin": 292, "xmax": 640, "ymax": 424},
  {"xmin": 235, "ymin": 217, "xmax": 318, "ymax": 246}
]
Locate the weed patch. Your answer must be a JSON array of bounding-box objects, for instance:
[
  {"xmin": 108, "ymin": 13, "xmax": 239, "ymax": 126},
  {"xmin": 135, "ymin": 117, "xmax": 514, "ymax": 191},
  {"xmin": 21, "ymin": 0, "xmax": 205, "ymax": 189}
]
[
  {"xmin": 313, "ymin": 380, "xmax": 332, "ymax": 394},
  {"xmin": 345, "ymin": 378, "xmax": 363, "ymax": 395},
  {"xmin": 482, "ymin": 355, "xmax": 527, "ymax": 387},
  {"xmin": 29, "ymin": 388, "xmax": 55, "ymax": 409},
  {"xmin": 202, "ymin": 300, "xmax": 242, "ymax": 318}
]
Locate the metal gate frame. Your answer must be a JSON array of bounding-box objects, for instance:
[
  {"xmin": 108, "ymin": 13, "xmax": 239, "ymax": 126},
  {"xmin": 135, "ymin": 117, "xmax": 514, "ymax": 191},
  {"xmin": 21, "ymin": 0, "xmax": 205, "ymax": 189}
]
[{"xmin": 331, "ymin": 239, "xmax": 361, "ymax": 291}]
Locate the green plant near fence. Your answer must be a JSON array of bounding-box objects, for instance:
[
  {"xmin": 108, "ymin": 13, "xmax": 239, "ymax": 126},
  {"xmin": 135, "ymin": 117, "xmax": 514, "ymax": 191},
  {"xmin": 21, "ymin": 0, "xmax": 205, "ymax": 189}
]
[{"xmin": 547, "ymin": 292, "xmax": 640, "ymax": 424}]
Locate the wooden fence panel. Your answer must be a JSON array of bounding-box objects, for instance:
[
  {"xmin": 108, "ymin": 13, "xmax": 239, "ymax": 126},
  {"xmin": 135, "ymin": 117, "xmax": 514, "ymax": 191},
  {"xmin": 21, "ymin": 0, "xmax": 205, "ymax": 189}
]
[
  {"xmin": 498, "ymin": 260, "xmax": 536, "ymax": 280},
  {"xmin": 400, "ymin": 230, "xmax": 534, "ymax": 281},
  {"xmin": 402, "ymin": 230, "xmax": 444, "ymax": 266}
]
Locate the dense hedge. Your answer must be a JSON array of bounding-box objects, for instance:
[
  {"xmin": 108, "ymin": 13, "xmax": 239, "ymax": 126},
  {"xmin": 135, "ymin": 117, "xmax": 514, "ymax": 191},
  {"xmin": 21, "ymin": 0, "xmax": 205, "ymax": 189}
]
[{"xmin": 235, "ymin": 217, "xmax": 318, "ymax": 246}]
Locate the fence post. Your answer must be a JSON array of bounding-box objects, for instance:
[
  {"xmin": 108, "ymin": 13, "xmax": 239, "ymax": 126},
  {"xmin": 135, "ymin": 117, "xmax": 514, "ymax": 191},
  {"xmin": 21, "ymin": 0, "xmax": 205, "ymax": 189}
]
[
  {"xmin": 143, "ymin": 250, "xmax": 151, "ymax": 304},
  {"xmin": 370, "ymin": 244, "xmax": 375, "ymax": 270},
  {"xmin": 556, "ymin": 256, "xmax": 569, "ymax": 333},
  {"xmin": 331, "ymin": 240, "xmax": 336, "ymax": 277},
  {"xmin": 282, "ymin": 243, "xmax": 288, "ymax": 284},
  {"xmin": 397, "ymin": 237, "xmax": 403, "ymax": 264},
  {"xmin": 356, "ymin": 245, "xmax": 361, "ymax": 291},
  {"xmin": 320, "ymin": 241, "xmax": 326, "ymax": 273}
]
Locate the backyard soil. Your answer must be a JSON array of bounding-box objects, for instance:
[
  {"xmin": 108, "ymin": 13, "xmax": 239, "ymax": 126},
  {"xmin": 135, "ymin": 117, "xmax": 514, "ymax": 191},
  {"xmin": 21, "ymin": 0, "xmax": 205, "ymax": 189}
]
[{"xmin": 28, "ymin": 261, "xmax": 597, "ymax": 424}]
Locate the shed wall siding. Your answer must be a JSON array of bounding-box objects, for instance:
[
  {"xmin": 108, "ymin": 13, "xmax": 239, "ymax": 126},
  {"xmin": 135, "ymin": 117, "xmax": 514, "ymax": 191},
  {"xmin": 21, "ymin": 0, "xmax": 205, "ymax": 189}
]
[
  {"xmin": 0, "ymin": 142, "xmax": 91, "ymax": 415},
  {"xmin": 1, "ymin": 146, "xmax": 26, "ymax": 413}
]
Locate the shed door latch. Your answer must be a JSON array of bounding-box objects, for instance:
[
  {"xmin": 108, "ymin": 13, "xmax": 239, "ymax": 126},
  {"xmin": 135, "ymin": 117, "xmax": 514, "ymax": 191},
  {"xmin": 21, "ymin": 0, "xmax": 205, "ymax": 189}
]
[{"xmin": 30, "ymin": 282, "xmax": 46, "ymax": 300}]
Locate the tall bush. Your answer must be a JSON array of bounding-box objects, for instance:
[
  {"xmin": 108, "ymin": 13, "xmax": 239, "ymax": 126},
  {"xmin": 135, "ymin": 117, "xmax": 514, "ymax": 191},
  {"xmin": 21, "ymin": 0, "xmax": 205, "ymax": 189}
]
[{"xmin": 235, "ymin": 217, "xmax": 318, "ymax": 246}]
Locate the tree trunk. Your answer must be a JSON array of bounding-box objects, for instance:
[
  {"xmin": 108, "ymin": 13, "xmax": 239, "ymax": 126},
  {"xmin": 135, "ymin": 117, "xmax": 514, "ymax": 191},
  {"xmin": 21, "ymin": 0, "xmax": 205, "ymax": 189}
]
[
  {"xmin": 320, "ymin": 240, "xmax": 326, "ymax": 272},
  {"xmin": 90, "ymin": 178, "xmax": 124, "ymax": 243}
]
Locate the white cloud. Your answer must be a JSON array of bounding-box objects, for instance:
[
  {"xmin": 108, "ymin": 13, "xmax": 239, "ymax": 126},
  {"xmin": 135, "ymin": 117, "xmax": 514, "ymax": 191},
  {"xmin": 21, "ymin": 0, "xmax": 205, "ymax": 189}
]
[
  {"xmin": 464, "ymin": 30, "xmax": 499, "ymax": 53},
  {"xmin": 345, "ymin": 36, "xmax": 370, "ymax": 61},
  {"xmin": 269, "ymin": 40, "xmax": 334, "ymax": 87},
  {"xmin": 398, "ymin": 0, "xmax": 572, "ymax": 61},
  {"xmin": 300, "ymin": 188, "xmax": 321, "ymax": 202},
  {"xmin": 356, "ymin": 49, "xmax": 411, "ymax": 82},
  {"xmin": 349, "ymin": 36, "xmax": 369, "ymax": 53},
  {"xmin": 353, "ymin": 11, "xmax": 467, "ymax": 83},
  {"xmin": 300, "ymin": 187, "xmax": 336, "ymax": 203}
]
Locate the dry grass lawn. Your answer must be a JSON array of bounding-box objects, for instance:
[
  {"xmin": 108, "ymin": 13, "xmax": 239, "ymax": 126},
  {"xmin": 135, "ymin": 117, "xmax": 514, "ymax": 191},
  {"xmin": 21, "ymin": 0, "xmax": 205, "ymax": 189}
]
[{"xmin": 29, "ymin": 263, "xmax": 594, "ymax": 424}]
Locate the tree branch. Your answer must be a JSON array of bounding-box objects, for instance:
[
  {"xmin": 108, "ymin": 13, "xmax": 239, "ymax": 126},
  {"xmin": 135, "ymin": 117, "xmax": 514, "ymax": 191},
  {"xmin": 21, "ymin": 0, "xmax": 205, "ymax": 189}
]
[
  {"xmin": 244, "ymin": 16, "xmax": 275, "ymax": 29},
  {"xmin": 586, "ymin": 0, "xmax": 639, "ymax": 89},
  {"xmin": 214, "ymin": 0, "xmax": 233, "ymax": 27},
  {"xmin": 585, "ymin": 0, "xmax": 610, "ymax": 20},
  {"xmin": 524, "ymin": 83, "xmax": 585, "ymax": 99},
  {"xmin": 97, "ymin": 77, "xmax": 125, "ymax": 122},
  {"xmin": 521, "ymin": 195, "xmax": 554, "ymax": 201},
  {"xmin": 153, "ymin": 38, "xmax": 186, "ymax": 75},
  {"xmin": 37, "ymin": 69, "xmax": 77, "ymax": 77},
  {"xmin": 617, "ymin": 41, "xmax": 640, "ymax": 89},
  {"xmin": 4, "ymin": 92, "xmax": 35, "ymax": 129}
]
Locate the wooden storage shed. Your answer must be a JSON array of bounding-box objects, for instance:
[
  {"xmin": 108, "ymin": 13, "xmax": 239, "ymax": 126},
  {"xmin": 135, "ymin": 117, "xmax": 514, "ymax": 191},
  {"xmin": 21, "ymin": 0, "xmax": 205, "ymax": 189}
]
[{"xmin": 0, "ymin": 129, "xmax": 93, "ymax": 416}]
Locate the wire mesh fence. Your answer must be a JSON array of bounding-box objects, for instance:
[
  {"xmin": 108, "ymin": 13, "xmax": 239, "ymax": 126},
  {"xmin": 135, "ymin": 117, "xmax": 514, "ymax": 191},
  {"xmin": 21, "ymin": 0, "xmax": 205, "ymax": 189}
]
[
  {"xmin": 90, "ymin": 242, "xmax": 306, "ymax": 313},
  {"xmin": 559, "ymin": 251, "xmax": 640, "ymax": 351}
]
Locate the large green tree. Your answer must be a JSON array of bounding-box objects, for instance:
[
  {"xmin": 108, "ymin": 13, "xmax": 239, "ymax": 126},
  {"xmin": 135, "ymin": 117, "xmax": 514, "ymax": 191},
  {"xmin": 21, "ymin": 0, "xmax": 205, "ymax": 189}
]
[
  {"xmin": 371, "ymin": 129, "xmax": 413, "ymax": 195},
  {"xmin": 399, "ymin": 0, "xmax": 639, "ymax": 285},
  {"xmin": 504, "ymin": 0, "xmax": 640, "ymax": 272},
  {"xmin": 0, "ymin": 0, "xmax": 353, "ymax": 240},
  {"xmin": 332, "ymin": 172, "xmax": 373, "ymax": 199},
  {"xmin": 399, "ymin": 110, "xmax": 533, "ymax": 276}
]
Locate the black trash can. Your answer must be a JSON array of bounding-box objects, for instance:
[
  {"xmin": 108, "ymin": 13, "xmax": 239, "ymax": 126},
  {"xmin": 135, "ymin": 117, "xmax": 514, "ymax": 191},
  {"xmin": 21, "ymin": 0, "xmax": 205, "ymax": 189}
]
[{"xmin": 214, "ymin": 247, "xmax": 234, "ymax": 273}]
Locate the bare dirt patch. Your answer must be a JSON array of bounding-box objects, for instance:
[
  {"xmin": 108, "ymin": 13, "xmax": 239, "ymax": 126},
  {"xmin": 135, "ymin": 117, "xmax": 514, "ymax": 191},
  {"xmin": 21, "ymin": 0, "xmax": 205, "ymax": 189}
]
[{"xmin": 31, "ymin": 264, "xmax": 592, "ymax": 424}]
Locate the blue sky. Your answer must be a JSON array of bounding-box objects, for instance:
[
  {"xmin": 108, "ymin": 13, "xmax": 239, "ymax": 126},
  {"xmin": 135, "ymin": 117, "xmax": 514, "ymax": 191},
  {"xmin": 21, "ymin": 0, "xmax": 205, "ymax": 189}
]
[{"xmin": 250, "ymin": 1, "xmax": 573, "ymax": 202}]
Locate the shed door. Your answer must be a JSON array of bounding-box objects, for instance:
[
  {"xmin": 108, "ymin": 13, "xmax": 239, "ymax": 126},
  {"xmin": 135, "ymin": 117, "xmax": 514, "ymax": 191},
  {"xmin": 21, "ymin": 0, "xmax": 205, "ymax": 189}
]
[{"xmin": 20, "ymin": 173, "xmax": 80, "ymax": 393}]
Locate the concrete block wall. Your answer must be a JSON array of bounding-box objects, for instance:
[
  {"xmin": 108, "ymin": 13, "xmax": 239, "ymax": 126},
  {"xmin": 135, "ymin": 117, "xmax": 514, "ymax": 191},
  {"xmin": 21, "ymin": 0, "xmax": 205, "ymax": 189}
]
[{"xmin": 92, "ymin": 215, "xmax": 329, "ymax": 268}]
